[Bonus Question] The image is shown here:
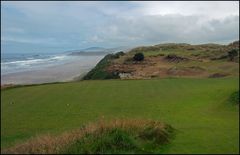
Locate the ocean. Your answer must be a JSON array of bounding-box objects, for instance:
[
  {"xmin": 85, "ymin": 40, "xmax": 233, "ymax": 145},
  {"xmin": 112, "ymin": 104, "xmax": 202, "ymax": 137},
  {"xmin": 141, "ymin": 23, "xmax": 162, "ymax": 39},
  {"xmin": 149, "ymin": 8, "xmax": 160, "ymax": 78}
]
[
  {"xmin": 1, "ymin": 52, "xmax": 82, "ymax": 75},
  {"xmin": 1, "ymin": 52, "xmax": 105, "ymax": 84}
]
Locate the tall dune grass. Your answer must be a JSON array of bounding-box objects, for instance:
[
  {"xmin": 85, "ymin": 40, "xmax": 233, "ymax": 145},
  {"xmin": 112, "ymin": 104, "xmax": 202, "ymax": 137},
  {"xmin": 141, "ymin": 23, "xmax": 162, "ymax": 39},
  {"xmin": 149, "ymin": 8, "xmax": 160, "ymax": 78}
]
[{"xmin": 2, "ymin": 118, "xmax": 174, "ymax": 154}]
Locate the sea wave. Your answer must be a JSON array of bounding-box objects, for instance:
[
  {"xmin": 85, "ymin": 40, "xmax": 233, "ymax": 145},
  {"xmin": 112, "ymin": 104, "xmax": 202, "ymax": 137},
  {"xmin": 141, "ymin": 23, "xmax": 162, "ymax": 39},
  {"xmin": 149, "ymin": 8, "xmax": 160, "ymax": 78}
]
[
  {"xmin": 1, "ymin": 54, "xmax": 69, "ymax": 74},
  {"xmin": 2, "ymin": 55, "xmax": 67, "ymax": 66}
]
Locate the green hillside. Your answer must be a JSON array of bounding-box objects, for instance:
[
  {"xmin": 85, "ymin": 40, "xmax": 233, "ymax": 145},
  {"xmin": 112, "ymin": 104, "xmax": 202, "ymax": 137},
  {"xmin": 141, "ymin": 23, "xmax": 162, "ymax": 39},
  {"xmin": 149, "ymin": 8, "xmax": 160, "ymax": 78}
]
[
  {"xmin": 82, "ymin": 41, "xmax": 239, "ymax": 80},
  {"xmin": 1, "ymin": 77, "xmax": 239, "ymax": 153}
]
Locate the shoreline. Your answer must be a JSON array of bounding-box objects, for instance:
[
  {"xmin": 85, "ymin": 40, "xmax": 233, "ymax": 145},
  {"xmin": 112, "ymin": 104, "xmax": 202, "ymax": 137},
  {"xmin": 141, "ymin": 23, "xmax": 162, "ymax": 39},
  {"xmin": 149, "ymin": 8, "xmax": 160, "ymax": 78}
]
[{"xmin": 1, "ymin": 55, "xmax": 103, "ymax": 86}]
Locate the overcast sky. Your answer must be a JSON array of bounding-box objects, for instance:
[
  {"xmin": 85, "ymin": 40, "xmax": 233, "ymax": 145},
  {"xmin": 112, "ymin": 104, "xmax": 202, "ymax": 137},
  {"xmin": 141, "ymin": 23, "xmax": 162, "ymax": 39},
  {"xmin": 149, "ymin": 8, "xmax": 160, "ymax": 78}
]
[{"xmin": 1, "ymin": 1, "xmax": 239, "ymax": 53}]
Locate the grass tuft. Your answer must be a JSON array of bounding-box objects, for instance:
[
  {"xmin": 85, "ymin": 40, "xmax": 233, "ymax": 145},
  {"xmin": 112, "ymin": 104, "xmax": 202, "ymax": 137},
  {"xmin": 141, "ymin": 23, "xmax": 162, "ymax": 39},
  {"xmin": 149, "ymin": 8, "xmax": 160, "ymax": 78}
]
[
  {"xmin": 2, "ymin": 119, "xmax": 174, "ymax": 154},
  {"xmin": 63, "ymin": 128, "xmax": 138, "ymax": 154}
]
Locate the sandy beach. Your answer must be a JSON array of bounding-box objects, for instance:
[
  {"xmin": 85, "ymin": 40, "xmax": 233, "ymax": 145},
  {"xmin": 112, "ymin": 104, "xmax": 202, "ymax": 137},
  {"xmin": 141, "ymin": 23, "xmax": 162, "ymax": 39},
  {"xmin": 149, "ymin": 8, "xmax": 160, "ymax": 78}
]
[{"xmin": 1, "ymin": 55, "xmax": 104, "ymax": 85}]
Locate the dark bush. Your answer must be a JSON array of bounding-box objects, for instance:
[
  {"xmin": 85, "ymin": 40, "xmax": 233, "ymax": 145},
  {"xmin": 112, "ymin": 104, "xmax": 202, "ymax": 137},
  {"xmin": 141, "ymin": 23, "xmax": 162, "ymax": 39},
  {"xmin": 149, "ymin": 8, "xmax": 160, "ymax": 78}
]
[
  {"xmin": 228, "ymin": 49, "xmax": 238, "ymax": 61},
  {"xmin": 166, "ymin": 54, "xmax": 177, "ymax": 59},
  {"xmin": 229, "ymin": 91, "xmax": 239, "ymax": 104},
  {"xmin": 133, "ymin": 53, "xmax": 144, "ymax": 61}
]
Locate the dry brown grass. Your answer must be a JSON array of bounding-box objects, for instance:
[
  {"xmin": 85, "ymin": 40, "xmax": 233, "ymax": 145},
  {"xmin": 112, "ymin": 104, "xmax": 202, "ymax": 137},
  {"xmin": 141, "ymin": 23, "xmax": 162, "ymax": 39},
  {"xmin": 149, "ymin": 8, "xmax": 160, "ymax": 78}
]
[{"xmin": 2, "ymin": 118, "xmax": 172, "ymax": 154}]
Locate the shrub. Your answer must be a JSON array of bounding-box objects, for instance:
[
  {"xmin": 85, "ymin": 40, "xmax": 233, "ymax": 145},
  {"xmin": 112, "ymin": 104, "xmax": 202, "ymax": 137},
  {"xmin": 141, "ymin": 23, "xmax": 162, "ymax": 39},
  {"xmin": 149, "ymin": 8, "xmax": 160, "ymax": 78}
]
[
  {"xmin": 133, "ymin": 53, "xmax": 144, "ymax": 61},
  {"xmin": 229, "ymin": 91, "xmax": 239, "ymax": 104},
  {"xmin": 228, "ymin": 49, "xmax": 238, "ymax": 61}
]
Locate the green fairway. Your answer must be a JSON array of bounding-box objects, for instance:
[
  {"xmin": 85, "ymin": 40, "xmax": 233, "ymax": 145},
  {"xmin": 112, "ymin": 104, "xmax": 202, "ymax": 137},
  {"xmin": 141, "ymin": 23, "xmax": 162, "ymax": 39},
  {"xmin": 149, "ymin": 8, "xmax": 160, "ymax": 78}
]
[{"xmin": 1, "ymin": 77, "xmax": 239, "ymax": 154}]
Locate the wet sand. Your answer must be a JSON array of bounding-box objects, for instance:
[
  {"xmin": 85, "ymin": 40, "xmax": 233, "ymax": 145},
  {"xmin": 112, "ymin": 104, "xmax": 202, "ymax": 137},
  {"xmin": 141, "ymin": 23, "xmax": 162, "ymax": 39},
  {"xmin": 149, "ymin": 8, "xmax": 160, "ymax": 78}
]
[{"xmin": 1, "ymin": 56, "xmax": 103, "ymax": 85}]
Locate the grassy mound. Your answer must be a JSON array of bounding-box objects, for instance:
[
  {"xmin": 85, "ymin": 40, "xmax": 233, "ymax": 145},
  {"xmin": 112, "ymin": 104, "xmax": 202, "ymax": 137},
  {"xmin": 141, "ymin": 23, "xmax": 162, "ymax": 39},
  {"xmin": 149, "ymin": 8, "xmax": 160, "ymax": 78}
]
[
  {"xmin": 228, "ymin": 90, "xmax": 239, "ymax": 104},
  {"xmin": 2, "ymin": 119, "xmax": 174, "ymax": 154}
]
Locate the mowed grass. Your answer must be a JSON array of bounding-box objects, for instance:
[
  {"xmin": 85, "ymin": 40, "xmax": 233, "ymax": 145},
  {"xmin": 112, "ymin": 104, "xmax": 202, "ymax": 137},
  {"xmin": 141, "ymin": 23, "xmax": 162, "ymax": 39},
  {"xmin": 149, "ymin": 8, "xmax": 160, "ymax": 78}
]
[{"xmin": 1, "ymin": 77, "xmax": 239, "ymax": 153}]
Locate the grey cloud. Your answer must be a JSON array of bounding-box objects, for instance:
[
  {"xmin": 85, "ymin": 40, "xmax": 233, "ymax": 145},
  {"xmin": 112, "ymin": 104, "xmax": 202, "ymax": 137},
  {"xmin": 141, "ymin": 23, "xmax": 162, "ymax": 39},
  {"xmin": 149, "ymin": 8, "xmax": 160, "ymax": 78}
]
[
  {"xmin": 1, "ymin": 1, "xmax": 239, "ymax": 53},
  {"xmin": 94, "ymin": 14, "xmax": 239, "ymax": 46}
]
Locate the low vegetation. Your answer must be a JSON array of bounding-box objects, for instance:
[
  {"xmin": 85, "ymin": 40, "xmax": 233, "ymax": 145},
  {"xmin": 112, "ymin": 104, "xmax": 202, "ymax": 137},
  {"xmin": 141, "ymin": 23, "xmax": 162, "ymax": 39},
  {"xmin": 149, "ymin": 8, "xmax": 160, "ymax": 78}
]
[
  {"xmin": 228, "ymin": 90, "xmax": 239, "ymax": 104},
  {"xmin": 82, "ymin": 41, "xmax": 239, "ymax": 80},
  {"xmin": 82, "ymin": 54, "xmax": 120, "ymax": 80},
  {"xmin": 83, "ymin": 51, "xmax": 126, "ymax": 80},
  {"xmin": 164, "ymin": 54, "xmax": 189, "ymax": 63},
  {"xmin": 228, "ymin": 49, "xmax": 239, "ymax": 61},
  {"xmin": 133, "ymin": 53, "xmax": 144, "ymax": 61},
  {"xmin": 2, "ymin": 119, "xmax": 174, "ymax": 154}
]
